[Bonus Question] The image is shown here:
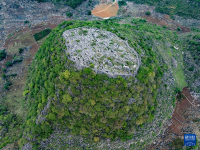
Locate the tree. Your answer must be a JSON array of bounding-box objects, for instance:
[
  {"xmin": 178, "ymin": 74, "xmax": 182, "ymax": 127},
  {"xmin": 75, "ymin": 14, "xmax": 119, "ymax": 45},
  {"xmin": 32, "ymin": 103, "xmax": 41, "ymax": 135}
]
[
  {"xmin": 48, "ymin": 113, "xmax": 56, "ymax": 120},
  {"xmin": 94, "ymin": 137, "xmax": 99, "ymax": 142},
  {"xmin": 136, "ymin": 116, "xmax": 145, "ymax": 125},
  {"xmin": 89, "ymin": 99, "xmax": 96, "ymax": 106},
  {"xmin": 38, "ymin": 103, "xmax": 43, "ymax": 110},
  {"xmin": 63, "ymin": 70, "xmax": 71, "ymax": 79},
  {"xmin": 62, "ymin": 94, "xmax": 72, "ymax": 104}
]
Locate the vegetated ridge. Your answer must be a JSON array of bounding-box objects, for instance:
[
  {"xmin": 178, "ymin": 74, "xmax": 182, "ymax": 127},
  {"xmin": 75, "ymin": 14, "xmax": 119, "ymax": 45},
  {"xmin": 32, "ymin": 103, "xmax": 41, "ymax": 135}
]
[{"xmin": 18, "ymin": 19, "xmax": 180, "ymax": 149}]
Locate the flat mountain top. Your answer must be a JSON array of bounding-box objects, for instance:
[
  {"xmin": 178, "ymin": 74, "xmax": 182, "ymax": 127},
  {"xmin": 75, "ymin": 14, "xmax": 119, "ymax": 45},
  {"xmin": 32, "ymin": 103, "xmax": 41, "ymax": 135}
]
[{"xmin": 63, "ymin": 27, "xmax": 140, "ymax": 78}]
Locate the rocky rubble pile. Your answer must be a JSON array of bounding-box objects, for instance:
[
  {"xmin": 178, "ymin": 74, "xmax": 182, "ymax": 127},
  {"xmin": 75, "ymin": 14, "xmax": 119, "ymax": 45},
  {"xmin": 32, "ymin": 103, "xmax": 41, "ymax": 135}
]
[{"xmin": 63, "ymin": 27, "xmax": 140, "ymax": 78}]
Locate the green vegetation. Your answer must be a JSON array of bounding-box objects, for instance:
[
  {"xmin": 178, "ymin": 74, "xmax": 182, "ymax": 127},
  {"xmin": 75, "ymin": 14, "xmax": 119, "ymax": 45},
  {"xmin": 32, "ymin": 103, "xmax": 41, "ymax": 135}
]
[
  {"xmin": 24, "ymin": 20, "xmax": 29, "ymax": 24},
  {"xmin": 12, "ymin": 56, "xmax": 23, "ymax": 64},
  {"xmin": 0, "ymin": 104, "xmax": 22, "ymax": 148},
  {"xmin": 128, "ymin": 0, "xmax": 200, "ymax": 19},
  {"xmin": 145, "ymin": 11, "xmax": 151, "ymax": 15},
  {"xmin": 33, "ymin": 29, "xmax": 52, "ymax": 41},
  {"xmin": 88, "ymin": 10, "xmax": 91, "ymax": 15},
  {"xmin": 181, "ymin": 33, "xmax": 200, "ymax": 92},
  {"xmin": 4, "ymin": 81, "xmax": 12, "ymax": 90},
  {"xmin": 173, "ymin": 64, "xmax": 188, "ymax": 91},
  {"xmin": 66, "ymin": 12, "xmax": 73, "ymax": 17},
  {"xmin": 170, "ymin": 138, "xmax": 183, "ymax": 149},
  {"xmin": 5, "ymin": 61, "xmax": 12, "ymax": 67},
  {"xmin": 176, "ymin": 93, "xmax": 186, "ymax": 102},
  {"xmin": 118, "ymin": 0, "xmax": 127, "ymax": 6},
  {"xmin": 35, "ymin": 0, "xmax": 86, "ymax": 8},
  {"xmin": 18, "ymin": 18, "xmax": 180, "ymax": 149},
  {"xmin": 0, "ymin": 49, "xmax": 6, "ymax": 61},
  {"xmin": 19, "ymin": 48, "xmax": 24, "ymax": 54}
]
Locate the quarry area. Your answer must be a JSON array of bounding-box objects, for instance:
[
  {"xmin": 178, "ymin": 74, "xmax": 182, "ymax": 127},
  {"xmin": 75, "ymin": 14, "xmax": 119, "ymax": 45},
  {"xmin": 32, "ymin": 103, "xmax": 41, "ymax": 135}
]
[{"xmin": 63, "ymin": 27, "xmax": 140, "ymax": 77}]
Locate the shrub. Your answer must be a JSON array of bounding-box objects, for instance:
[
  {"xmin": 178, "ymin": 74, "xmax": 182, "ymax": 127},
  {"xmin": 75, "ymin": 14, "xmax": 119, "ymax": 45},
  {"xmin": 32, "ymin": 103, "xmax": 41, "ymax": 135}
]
[
  {"xmin": 88, "ymin": 10, "xmax": 91, "ymax": 15},
  {"xmin": 145, "ymin": 11, "xmax": 151, "ymax": 15},
  {"xmin": 48, "ymin": 113, "xmax": 56, "ymax": 120},
  {"xmin": 4, "ymin": 81, "xmax": 12, "ymax": 90},
  {"xmin": 23, "ymin": 90, "xmax": 29, "ymax": 96},
  {"xmin": 24, "ymin": 20, "xmax": 29, "ymax": 24},
  {"xmin": 66, "ymin": 12, "xmax": 73, "ymax": 17},
  {"xmin": 2, "ymin": 68, "xmax": 6, "ymax": 72},
  {"xmin": 13, "ymin": 56, "xmax": 23, "ymax": 64},
  {"xmin": 0, "ymin": 49, "xmax": 6, "ymax": 61},
  {"xmin": 19, "ymin": 48, "xmax": 24, "ymax": 54},
  {"xmin": 118, "ymin": 0, "xmax": 127, "ymax": 6},
  {"xmin": 10, "ymin": 73, "xmax": 17, "ymax": 77},
  {"xmin": 90, "ymin": 63, "xmax": 94, "ymax": 68},
  {"xmin": 1, "ymin": 74, "xmax": 6, "ymax": 79},
  {"xmin": 189, "ymin": 66, "xmax": 194, "ymax": 71},
  {"xmin": 94, "ymin": 137, "xmax": 99, "ymax": 142},
  {"xmin": 177, "ymin": 27, "xmax": 181, "ymax": 31},
  {"xmin": 6, "ymin": 61, "xmax": 12, "ymax": 67}
]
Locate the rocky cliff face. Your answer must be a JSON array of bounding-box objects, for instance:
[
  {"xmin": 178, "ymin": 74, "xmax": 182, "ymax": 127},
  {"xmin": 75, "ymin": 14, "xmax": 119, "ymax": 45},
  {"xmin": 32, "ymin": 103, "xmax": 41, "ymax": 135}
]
[{"xmin": 63, "ymin": 27, "xmax": 140, "ymax": 78}]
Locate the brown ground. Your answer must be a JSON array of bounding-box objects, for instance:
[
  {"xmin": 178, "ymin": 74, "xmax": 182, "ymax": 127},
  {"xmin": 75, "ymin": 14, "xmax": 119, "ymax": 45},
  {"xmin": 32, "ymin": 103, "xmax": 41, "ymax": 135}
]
[
  {"xmin": 141, "ymin": 14, "xmax": 191, "ymax": 32},
  {"xmin": 29, "ymin": 43, "xmax": 39, "ymax": 57},
  {"xmin": 92, "ymin": 1, "xmax": 119, "ymax": 18},
  {"xmin": 142, "ymin": 15, "xmax": 168, "ymax": 26},
  {"xmin": 147, "ymin": 87, "xmax": 199, "ymax": 149}
]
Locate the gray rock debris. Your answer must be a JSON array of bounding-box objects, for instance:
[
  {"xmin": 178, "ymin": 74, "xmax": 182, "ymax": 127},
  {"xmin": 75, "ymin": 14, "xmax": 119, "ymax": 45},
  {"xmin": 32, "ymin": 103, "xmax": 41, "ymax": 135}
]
[
  {"xmin": 36, "ymin": 98, "xmax": 51, "ymax": 125},
  {"xmin": 63, "ymin": 27, "xmax": 140, "ymax": 78},
  {"xmin": 21, "ymin": 142, "xmax": 32, "ymax": 150}
]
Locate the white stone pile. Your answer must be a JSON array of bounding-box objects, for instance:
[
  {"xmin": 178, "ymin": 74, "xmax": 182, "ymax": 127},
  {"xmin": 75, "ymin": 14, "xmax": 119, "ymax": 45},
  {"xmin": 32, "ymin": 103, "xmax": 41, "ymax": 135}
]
[{"xmin": 63, "ymin": 27, "xmax": 140, "ymax": 78}]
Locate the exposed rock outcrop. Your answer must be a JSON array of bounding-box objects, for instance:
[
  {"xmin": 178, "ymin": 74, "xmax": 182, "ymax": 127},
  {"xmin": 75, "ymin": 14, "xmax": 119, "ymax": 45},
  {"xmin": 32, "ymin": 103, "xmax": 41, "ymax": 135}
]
[{"xmin": 63, "ymin": 27, "xmax": 140, "ymax": 78}]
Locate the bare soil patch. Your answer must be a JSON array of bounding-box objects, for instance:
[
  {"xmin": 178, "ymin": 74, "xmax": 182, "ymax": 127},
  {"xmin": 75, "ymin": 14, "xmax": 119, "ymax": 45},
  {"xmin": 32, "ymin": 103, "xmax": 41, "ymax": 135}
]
[
  {"xmin": 29, "ymin": 43, "xmax": 39, "ymax": 57},
  {"xmin": 142, "ymin": 15, "xmax": 168, "ymax": 26},
  {"xmin": 4, "ymin": 39, "xmax": 21, "ymax": 49},
  {"xmin": 92, "ymin": 1, "xmax": 119, "ymax": 18},
  {"xmin": 31, "ymin": 24, "xmax": 46, "ymax": 30},
  {"xmin": 48, "ymin": 23, "xmax": 59, "ymax": 29}
]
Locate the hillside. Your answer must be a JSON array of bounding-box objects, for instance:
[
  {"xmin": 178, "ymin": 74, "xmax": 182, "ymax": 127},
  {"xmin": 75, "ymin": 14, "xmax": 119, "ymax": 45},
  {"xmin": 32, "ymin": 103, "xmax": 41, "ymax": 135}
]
[
  {"xmin": 181, "ymin": 32, "xmax": 200, "ymax": 92},
  {"xmin": 14, "ymin": 19, "xmax": 183, "ymax": 149},
  {"xmin": 127, "ymin": 0, "xmax": 200, "ymax": 20},
  {"xmin": 34, "ymin": 0, "xmax": 86, "ymax": 8}
]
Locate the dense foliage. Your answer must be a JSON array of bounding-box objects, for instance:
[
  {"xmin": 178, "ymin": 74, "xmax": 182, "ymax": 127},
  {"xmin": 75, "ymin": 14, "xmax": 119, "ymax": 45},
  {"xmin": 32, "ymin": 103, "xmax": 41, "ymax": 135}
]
[
  {"xmin": 34, "ymin": 0, "xmax": 86, "ymax": 8},
  {"xmin": 0, "ymin": 105, "xmax": 22, "ymax": 148},
  {"xmin": 33, "ymin": 29, "xmax": 52, "ymax": 41},
  {"xmin": 128, "ymin": 0, "xmax": 200, "ymax": 19},
  {"xmin": 118, "ymin": 0, "xmax": 127, "ymax": 6},
  {"xmin": 20, "ymin": 19, "xmax": 177, "ymax": 148}
]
